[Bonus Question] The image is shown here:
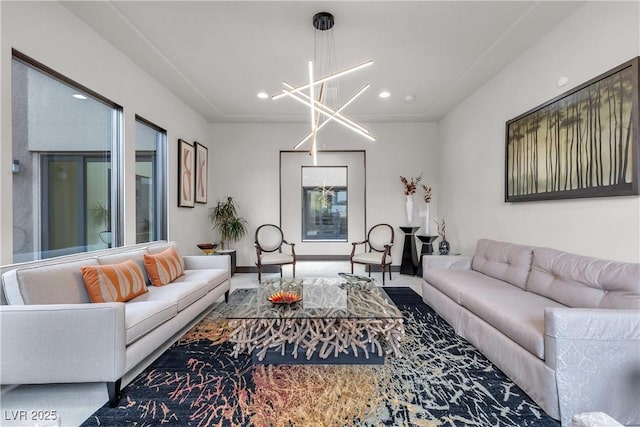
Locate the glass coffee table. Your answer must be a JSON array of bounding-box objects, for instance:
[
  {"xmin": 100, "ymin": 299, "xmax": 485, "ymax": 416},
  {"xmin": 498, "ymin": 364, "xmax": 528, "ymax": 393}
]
[{"xmin": 226, "ymin": 277, "xmax": 405, "ymax": 364}]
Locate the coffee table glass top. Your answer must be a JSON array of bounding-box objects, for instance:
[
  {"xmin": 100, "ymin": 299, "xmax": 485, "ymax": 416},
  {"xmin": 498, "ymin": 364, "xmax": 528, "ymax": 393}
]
[{"xmin": 226, "ymin": 277, "xmax": 402, "ymax": 320}]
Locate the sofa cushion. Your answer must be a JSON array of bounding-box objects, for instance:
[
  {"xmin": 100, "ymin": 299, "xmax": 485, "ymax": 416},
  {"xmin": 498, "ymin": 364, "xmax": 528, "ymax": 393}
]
[
  {"xmin": 423, "ymin": 268, "xmax": 516, "ymax": 304},
  {"xmin": 472, "ymin": 239, "xmax": 533, "ymax": 289},
  {"xmin": 131, "ymin": 280, "xmax": 210, "ymax": 312},
  {"xmin": 81, "ymin": 260, "xmax": 148, "ymax": 303},
  {"xmin": 97, "ymin": 249, "xmax": 150, "ymax": 284},
  {"xmin": 4, "ymin": 259, "xmax": 98, "ymax": 305},
  {"xmin": 124, "ymin": 300, "xmax": 177, "ymax": 345},
  {"xmin": 144, "ymin": 247, "xmax": 184, "ymax": 286},
  {"xmin": 527, "ymin": 247, "xmax": 640, "ymax": 309},
  {"xmin": 175, "ymin": 269, "xmax": 228, "ymax": 292},
  {"xmin": 459, "ymin": 284, "xmax": 566, "ymax": 359}
]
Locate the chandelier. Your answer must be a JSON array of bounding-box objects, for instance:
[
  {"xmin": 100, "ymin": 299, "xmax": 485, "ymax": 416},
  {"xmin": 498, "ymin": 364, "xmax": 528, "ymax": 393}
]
[{"xmin": 273, "ymin": 12, "xmax": 375, "ymax": 164}]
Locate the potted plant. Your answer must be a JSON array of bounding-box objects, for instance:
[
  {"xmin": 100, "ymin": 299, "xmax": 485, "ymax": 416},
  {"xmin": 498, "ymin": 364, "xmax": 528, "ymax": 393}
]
[
  {"xmin": 91, "ymin": 202, "xmax": 112, "ymax": 246},
  {"xmin": 209, "ymin": 196, "xmax": 248, "ymax": 249}
]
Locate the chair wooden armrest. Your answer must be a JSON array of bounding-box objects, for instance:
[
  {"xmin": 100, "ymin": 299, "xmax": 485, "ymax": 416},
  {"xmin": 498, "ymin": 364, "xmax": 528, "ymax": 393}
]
[
  {"xmin": 350, "ymin": 240, "xmax": 367, "ymax": 257},
  {"xmin": 282, "ymin": 240, "xmax": 296, "ymax": 258}
]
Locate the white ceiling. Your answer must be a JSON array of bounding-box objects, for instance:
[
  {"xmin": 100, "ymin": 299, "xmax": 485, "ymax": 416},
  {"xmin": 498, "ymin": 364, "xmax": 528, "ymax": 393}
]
[{"xmin": 61, "ymin": 1, "xmax": 583, "ymax": 123}]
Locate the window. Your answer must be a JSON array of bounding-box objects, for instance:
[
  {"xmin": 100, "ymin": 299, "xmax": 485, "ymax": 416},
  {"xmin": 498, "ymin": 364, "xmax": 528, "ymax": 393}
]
[
  {"xmin": 301, "ymin": 167, "xmax": 348, "ymax": 241},
  {"xmin": 11, "ymin": 51, "xmax": 122, "ymax": 262},
  {"xmin": 135, "ymin": 117, "xmax": 167, "ymax": 243}
]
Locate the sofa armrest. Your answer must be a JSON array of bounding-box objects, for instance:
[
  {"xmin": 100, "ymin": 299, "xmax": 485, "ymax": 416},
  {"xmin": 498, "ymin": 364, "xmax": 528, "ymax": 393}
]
[
  {"xmin": 544, "ymin": 308, "xmax": 640, "ymax": 426},
  {"xmin": 183, "ymin": 254, "xmax": 230, "ymax": 274},
  {"xmin": 422, "ymin": 255, "xmax": 472, "ymax": 271},
  {"xmin": 0, "ymin": 303, "xmax": 126, "ymax": 385}
]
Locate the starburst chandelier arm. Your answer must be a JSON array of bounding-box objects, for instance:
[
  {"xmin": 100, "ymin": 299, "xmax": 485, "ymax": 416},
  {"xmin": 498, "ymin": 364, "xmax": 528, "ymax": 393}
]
[
  {"xmin": 310, "ymin": 83, "xmax": 325, "ymax": 153},
  {"xmin": 283, "ymin": 88, "xmax": 375, "ymax": 142},
  {"xmin": 309, "ymin": 82, "xmax": 325, "ymax": 162},
  {"xmin": 293, "ymin": 84, "xmax": 372, "ymax": 149},
  {"xmin": 272, "ymin": 60, "xmax": 373, "ymax": 100},
  {"xmin": 294, "ymin": 82, "xmax": 326, "ymax": 150},
  {"xmin": 282, "ymin": 82, "xmax": 371, "ymax": 135},
  {"xmin": 308, "ymin": 61, "xmax": 316, "ymax": 132}
]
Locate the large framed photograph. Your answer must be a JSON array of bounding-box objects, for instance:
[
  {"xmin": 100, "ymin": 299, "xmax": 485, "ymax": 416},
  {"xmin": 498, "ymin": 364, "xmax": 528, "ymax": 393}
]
[
  {"xmin": 195, "ymin": 142, "xmax": 208, "ymax": 204},
  {"xmin": 505, "ymin": 57, "xmax": 639, "ymax": 202},
  {"xmin": 178, "ymin": 139, "xmax": 195, "ymax": 208}
]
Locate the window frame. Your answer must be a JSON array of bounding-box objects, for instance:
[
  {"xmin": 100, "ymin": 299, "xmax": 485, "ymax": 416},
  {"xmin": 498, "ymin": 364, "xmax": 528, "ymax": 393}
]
[
  {"xmin": 11, "ymin": 49, "xmax": 124, "ymax": 259},
  {"xmin": 135, "ymin": 115, "xmax": 168, "ymax": 243}
]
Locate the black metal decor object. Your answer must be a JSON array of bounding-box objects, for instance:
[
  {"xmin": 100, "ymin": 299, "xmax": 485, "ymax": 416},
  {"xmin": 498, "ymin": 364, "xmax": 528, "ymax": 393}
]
[
  {"xmin": 399, "ymin": 226, "xmax": 420, "ymax": 275},
  {"xmin": 416, "ymin": 235, "xmax": 438, "ymax": 276}
]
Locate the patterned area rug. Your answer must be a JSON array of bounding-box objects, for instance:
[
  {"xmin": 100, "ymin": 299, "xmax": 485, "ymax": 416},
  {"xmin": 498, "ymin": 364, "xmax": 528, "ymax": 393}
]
[{"xmin": 81, "ymin": 287, "xmax": 560, "ymax": 426}]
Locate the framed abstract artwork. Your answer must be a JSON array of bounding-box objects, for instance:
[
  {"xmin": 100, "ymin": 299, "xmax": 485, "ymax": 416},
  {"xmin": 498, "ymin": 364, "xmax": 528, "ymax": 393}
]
[
  {"xmin": 195, "ymin": 142, "xmax": 208, "ymax": 204},
  {"xmin": 178, "ymin": 139, "xmax": 195, "ymax": 208},
  {"xmin": 505, "ymin": 57, "xmax": 639, "ymax": 202}
]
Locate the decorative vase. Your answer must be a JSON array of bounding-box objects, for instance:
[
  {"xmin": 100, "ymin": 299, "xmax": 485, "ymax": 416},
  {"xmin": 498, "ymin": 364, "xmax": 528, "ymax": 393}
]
[
  {"xmin": 439, "ymin": 239, "xmax": 450, "ymax": 255},
  {"xmin": 405, "ymin": 195, "xmax": 414, "ymax": 225},
  {"xmin": 420, "ymin": 203, "xmax": 429, "ymax": 236}
]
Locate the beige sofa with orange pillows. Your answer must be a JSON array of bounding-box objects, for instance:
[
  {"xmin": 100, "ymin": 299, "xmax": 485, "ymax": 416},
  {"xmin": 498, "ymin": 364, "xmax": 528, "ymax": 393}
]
[{"xmin": 0, "ymin": 241, "xmax": 230, "ymax": 407}]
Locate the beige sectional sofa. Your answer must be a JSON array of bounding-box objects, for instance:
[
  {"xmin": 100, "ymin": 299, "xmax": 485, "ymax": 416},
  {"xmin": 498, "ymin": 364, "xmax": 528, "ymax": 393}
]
[
  {"xmin": 422, "ymin": 239, "xmax": 640, "ymax": 427},
  {"xmin": 0, "ymin": 241, "xmax": 230, "ymax": 407}
]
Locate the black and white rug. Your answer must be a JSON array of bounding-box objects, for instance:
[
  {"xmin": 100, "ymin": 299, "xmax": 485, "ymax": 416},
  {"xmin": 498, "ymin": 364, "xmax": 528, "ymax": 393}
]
[{"xmin": 82, "ymin": 287, "xmax": 559, "ymax": 426}]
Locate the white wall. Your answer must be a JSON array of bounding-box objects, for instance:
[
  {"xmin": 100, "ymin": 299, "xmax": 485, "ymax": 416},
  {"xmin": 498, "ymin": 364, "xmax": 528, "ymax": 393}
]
[
  {"xmin": 438, "ymin": 1, "xmax": 640, "ymax": 262},
  {"xmin": 0, "ymin": 1, "xmax": 213, "ymax": 263},
  {"xmin": 210, "ymin": 122, "xmax": 438, "ymax": 266}
]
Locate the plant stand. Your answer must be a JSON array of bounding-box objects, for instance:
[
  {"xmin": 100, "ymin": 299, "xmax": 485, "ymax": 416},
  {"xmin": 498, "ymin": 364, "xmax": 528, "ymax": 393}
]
[
  {"xmin": 416, "ymin": 235, "xmax": 438, "ymax": 276},
  {"xmin": 214, "ymin": 249, "xmax": 236, "ymax": 276},
  {"xmin": 399, "ymin": 226, "xmax": 420, "ymax": 275}
]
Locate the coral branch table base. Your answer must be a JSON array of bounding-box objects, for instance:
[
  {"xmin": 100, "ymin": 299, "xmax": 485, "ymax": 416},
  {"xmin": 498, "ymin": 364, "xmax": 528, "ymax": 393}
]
[{"xmin": 226, "ymin": 278, "xmax": 405, "ymax": 365}]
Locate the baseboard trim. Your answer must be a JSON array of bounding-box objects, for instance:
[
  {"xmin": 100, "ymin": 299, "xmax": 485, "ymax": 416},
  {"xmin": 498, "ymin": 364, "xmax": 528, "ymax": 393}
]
[
  {"xmin": 297, "ymin": 255, "xmax": 351, "ymax": 261},
  {"xmin": 236, "ymin": 264, "xmax": 402, "ymax": 274}
]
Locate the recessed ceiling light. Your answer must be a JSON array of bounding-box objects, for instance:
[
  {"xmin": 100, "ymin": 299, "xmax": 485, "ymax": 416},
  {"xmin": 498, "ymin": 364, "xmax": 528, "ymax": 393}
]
[
  {"xmin": 257, "ymin": 92, "xmax": 269, "ymax": 99},
  {"xmin": 378, "ymin": 91, "xmax": 391, "ymax": 99},
  {"xmin": 72, "ymin": 94, "xmax": 88, "ymax": 100}
]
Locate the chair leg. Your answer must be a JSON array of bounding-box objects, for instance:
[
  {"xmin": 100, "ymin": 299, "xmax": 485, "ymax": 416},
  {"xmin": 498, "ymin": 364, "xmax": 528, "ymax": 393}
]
[
  {"xmin": 381, "ymin": 264, "xmax": 386, "ymax": 286},
  {"xmin": 293, "ymin": 263, "xmax": 296, "ymax": 278},
  {"xmin": 389, "ymin": 265, "xmax": 392, "ymax": 281},
  {"xmin": 280, "ymin": 266, "xmax": 283, "ymax": 278},
  {"xmin": 351, "ymin": 262, "xmax": 354, "ymax": 274},
  {"xmin": 258, "ymin": 266, "xmax": 262, "ymax": 284}
]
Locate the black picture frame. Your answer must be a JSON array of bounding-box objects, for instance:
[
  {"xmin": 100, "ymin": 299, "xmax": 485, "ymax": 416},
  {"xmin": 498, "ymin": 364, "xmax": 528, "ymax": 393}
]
[
  {"xmin": 178, "ymin": 139, "xmax": 195, "ymax": 208},
  {"xmin": 195, "ymin": 142, "xmax": 208, "ymax": 204},
  {"xmin": 505, "ymin": 57, "xmax": 639, "ymax": 202}
]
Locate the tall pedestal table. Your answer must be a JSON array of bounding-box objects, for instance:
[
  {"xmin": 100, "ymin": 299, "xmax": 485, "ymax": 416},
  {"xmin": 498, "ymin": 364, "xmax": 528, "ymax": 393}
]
[
  {"xmin": 416, "ymin": 235, "xmax": 438, "ymax": 276},
  {"xmin": 399, "ymin": 226, "xmax": 420, "ymax": 275}
]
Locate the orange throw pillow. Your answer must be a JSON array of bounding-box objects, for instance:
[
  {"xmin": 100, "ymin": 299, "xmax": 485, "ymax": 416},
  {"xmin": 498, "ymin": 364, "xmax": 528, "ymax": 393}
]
[
  {"xmin": 82, "ymin": 259, "xmax": 148, "ymax": 303},
  {"xmin": 143, "ymin": 247, "xmax": 184, "ymax": 286}
]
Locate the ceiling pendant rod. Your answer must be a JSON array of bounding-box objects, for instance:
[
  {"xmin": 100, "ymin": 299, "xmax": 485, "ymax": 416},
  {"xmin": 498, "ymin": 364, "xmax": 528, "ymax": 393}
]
[
  {"xmin": 294, "ymin": 84, "xmax": 371, "ymax": 149},
  {"xmin": 272, "ymin": 60, "xmax": 373, "ymax": 100},
  {"xmin": 309, "ymin": 61, "xmax": 318, "ymax": 165},
  {"xmin": 282, "ymin": 88, "xmax": 375, "ymax": 141},
  {"xmin": 283, "ymin": 82, "xmax": 371, "ymax": 135},
  {"xmin": 308, "ymin": 61, "xmax": 316, "ymax": 134},
  {"xmin": 309, "ymin": 83, "xmax": 325, "ymax": 161}
]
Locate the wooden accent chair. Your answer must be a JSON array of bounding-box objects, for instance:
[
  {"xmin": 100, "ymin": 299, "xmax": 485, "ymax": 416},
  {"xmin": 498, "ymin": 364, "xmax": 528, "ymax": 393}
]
[
  {"xmin": 350, "ymin": 223, "xmax": 394, "ymax": 285},
  {"xmin": 255, "ymin": 224, "xmax": 296, "ymax": 283}
]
